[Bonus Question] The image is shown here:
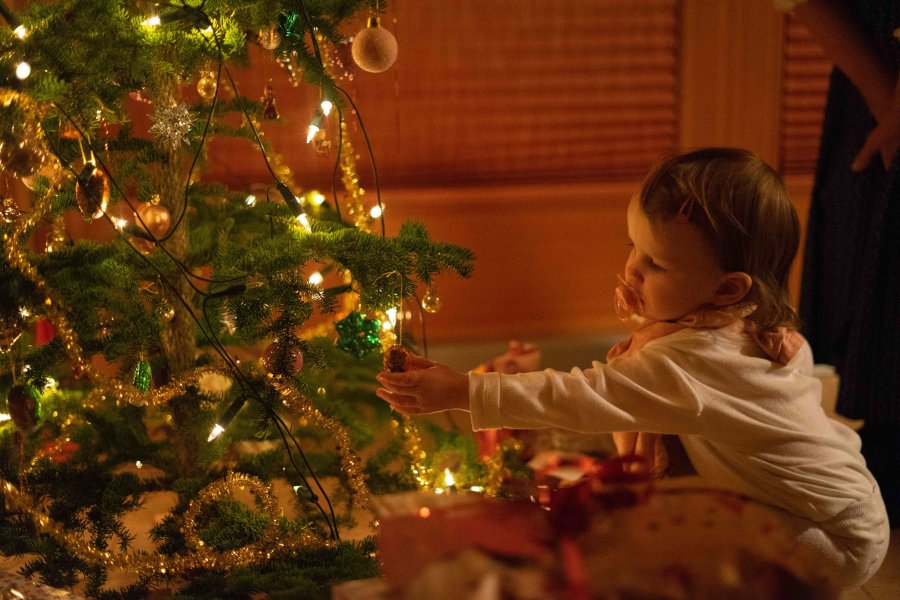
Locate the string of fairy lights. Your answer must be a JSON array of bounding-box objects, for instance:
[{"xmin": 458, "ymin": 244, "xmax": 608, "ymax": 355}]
[{"xmin": 0, "ymin": 0, "xmax": 476, "ymax": 579}]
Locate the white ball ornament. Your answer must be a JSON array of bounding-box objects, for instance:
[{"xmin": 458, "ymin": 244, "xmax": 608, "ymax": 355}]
[{"xmin": 351, "ymin": 17, "xmax": 398, "ymax": 73}]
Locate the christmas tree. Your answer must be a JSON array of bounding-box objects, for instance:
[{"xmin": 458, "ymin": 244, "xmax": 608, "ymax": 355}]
[{"xmin": 0, "ymin": 1, "xmax": 478, "ymax": 597}]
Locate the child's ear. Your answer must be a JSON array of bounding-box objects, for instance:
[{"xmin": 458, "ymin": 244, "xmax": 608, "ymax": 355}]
[{"xmin": 713, "ymin": 272, "xmax": 752, "ymax": 306}]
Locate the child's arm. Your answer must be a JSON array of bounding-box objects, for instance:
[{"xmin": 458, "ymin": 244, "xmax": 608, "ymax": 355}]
[{"xmin": 376, "ymin": 355, "xmax": 469, "ymax": 414}]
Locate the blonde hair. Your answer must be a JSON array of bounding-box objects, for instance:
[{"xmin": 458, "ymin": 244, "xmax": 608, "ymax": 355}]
[{"xmin": 638, "ymin": 148, "xmax": 800, "ymax": 331}]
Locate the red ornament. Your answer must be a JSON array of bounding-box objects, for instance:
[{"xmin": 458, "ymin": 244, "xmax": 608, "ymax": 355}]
[
  {"xmin": 38, "ymin": 440, "xmax": 80, "ymax": 463},
  {"xmin": 383, "ymin": 344, "xmax": 409, "ymax": 373},
  {"xmin": 35, "ymin": 318, "xmax": 56, "ymax": 345},
  {"xmin": 262, "ymin": 341, "xmax": 304, "ymax": 376}
]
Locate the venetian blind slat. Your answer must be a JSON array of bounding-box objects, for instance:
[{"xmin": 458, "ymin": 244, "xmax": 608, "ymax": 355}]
[
  {"xmin": 779, "ymin": 17, "xmax": 832, "ymax": 174},
  {"xmin": 359, "ymin": 0, "xmax": 680, "ymax": 187}
]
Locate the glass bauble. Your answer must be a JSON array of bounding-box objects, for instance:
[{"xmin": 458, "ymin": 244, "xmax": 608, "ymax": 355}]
[
  {"xmin": 421, "ymin": 287, "xmax": 443, "ymax": 313},
  {"xmin": 75, "ymin": 166, "xmax": 110, "ymax": 219},
  {"xmin": 262, "ymin": 340, "xmax": 305, "ymax": 376},
  {"xmin": 197, "ymin": 72, "xmax": 218, "ymax": 100}
]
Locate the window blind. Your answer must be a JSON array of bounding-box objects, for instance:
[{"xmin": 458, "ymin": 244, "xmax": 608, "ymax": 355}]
[
  {"xmin": 354, "ymin": 0, "xmax": 680, "ymax": 187},
  {"xmin": 779, "ymin": 16, "xmax": 831, "ymax": 175}
]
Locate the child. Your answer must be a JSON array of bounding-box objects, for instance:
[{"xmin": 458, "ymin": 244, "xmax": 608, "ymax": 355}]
[{"xmin": 376, "ymin": 148, "xmax": 890, "ymax": 587}]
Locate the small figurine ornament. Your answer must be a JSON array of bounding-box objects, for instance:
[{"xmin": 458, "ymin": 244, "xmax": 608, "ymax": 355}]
[
  {"xmin": 383, "ymin": 344, "xmax": 409, "ymax": 373},
  {"xmin": 261, "ymin": 81, "xmax": 279, "ymax": 120}
]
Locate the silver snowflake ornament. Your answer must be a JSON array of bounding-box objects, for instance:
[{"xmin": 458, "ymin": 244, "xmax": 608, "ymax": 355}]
[{"xmin": 149, "ymin": 101, "xmax": 194, "ymax": 150}]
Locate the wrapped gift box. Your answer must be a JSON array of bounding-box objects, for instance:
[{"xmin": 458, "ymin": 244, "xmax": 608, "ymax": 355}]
[{"xmin": 353, "ymin": 453, "xmax": 839, "ymax": 600}]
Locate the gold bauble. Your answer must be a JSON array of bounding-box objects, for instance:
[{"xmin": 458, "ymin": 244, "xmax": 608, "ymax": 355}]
[
  {"xmin": 74, "ymin": 166, "xmax": 110, "ymax": 220},
  {"xmin": 136, "ymin": 202, "xmax": 171, "ymax": 239},
  {"xmin": 258, "ymin": 24, "xmax": 282, "ymax": 50},
  {"xmin": 0, "ymin": 196, "xmax": 21, "ymax": 223},
  {"xmin": 351, "ymin": 17, "xmax": 398, "ymax": 73},
  {"xmin": 197, "ymin": 71, "xmax": 218, "ymax": 101},
  {"xmin": 159, "ymin": 299, "xmax": 176, "ymax": 321},
  {"xmin": 421, "ymin": 286, "xmax": 443, "ymax": 313}
]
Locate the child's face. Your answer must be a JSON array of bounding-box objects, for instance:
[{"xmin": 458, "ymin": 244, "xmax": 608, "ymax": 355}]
[{"xmin": 623, "ymin": 197, "xmax": 728, "ymax": 321}]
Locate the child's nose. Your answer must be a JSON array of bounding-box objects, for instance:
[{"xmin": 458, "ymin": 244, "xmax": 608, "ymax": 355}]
[{"xmin": 624, "ymin": 256, "xmax": 642, "ymax": 284}]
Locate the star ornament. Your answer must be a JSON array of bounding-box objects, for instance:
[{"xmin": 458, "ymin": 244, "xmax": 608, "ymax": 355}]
[
  {"xmin": 149, "ymin": 101, "xmax": 194, "ymax": 149},
  {"xmin": 335, "ymin": 310, "xmax": 382, "ymax": 358}
]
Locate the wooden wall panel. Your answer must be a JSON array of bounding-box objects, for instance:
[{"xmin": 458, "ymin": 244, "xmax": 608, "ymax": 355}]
[{"xmin": 382, "ymin": 183, "xmax": 635, "ymax": 342}]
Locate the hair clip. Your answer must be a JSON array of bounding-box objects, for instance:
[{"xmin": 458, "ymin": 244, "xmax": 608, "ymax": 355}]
[{"xmin": 675, "ymin": 197, "xmax": 695, "ymax": 223}]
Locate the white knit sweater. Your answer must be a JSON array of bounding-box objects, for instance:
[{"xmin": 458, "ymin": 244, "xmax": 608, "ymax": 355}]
[{"xmin": 469, "ymin": 328, "xmax": 881, "ymax": 529}]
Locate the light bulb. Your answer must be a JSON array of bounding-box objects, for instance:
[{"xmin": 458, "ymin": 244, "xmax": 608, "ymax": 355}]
[
  {"xmin": 142, "ymin": 15, "xmax": 161, "ymax": 27},
  {"xmin": 114, "ymin": 218, "xmax": 128, "ymax": 230},
  {"xmin": 306, "ymin": 124, "xmax": 319, "ymax": 143},
  {"xmin": 15, "ymin": 61, "xmax": 31, "ymax": 80},
  {"xmin": 443, "ymin": 468, "xmax": 456, "ymax": 487},
  {"xmin": 13, "ymin": 26, "xmax": 27, "ymax": 39},
  {"xmin": 308, "ymin": 271, "xmax": 324, "ymax": 286},
  {"xmin": 369, "ymin": 205, "xmax": 383, "ymax": 219},
  {"xmin": 244, "ymin": 194, "xmax": 257, "ymax": 207},
  {"xmin": 310, "ymin": 191, "xmax": 326, "ymax": 206},
  {"xmin": 0, "ymin": 413, "xmax": 10, "ymax": 422},
  {"xmin": 320, "ymin": 100, "xmax": 333, "ymax": 116},
  {"xmin": 207, "ymin": 423, "xmax": 225, "ymax": 442},
  {"xmin": 295, "ymin": 212, "xmax": 312, "ymax": 232}
]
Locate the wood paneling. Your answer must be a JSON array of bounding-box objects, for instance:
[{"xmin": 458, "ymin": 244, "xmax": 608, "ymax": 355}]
[
  {"xmin": 381, "ymin": 183, "xmax": 636, "ymax": 342},
  {"xmin": 679, "ymin": 0, "xmax": 785, "ymax": 166}
]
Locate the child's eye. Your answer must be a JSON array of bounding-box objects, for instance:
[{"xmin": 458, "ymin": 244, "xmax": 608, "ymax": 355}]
[{"xmin": 647, "ymin": 259, "xmax": 665, "ymax": 272}]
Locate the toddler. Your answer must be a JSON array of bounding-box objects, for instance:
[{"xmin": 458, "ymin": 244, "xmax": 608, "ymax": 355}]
[{"xmin": 376, "ymin": 148, "xmax": 889, "ymax": 587}]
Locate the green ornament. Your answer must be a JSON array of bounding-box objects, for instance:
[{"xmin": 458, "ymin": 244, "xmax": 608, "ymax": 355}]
[
  {"xmin": 133, "ymin": 359, "xmax": 152, "ymax": 392},
  {"xmin": 7, "ymin": 384, "xmax": 41, "ymax": 433},
  {"xmin": 335, "ymin": 311, "xmax": 382, "ymax": 358},
  {"xmin": 279, "ymin": 12, "xmax": 302, "ymax": 40}
]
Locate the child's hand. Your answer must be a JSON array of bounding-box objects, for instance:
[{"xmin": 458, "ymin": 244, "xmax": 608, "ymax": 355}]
[{"xmin": 375, "ymin": 354, "xmax": 469, "ymax": 414}]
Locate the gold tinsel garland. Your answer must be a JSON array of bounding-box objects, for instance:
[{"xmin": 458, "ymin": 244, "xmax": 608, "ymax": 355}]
[
  {"xmin": 0, "ymin": 472, "xmax": 330, "ymax": 577},
  {"xmin": 273, "ymin": 377, "xmax": 372, "ymax": 508},
  {"xmin": 180, "ymin": 472, "xmax": 330, "ymax": 569},
  {"xmin": 338, "ymin": 120, "xmax": 369, "ymax": 229},
  {"xmin": 393, "ymin": 417, "xmax": 432, "ymax": 489}
]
